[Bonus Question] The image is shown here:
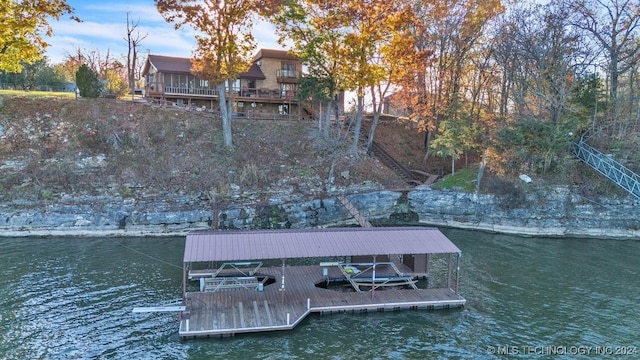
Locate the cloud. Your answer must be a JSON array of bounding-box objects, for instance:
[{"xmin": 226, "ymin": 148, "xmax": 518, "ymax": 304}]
[
  {"xmin": 45, "ymin": 0, "xmax": 287, "ymax": 64},
  {"xmin": 253, "ymin": 19, "xmax": 282, "ymax": 50}
]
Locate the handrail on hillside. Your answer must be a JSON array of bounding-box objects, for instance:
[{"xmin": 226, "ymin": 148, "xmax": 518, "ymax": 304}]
[{"xmin": 571, "ymin": 141, "xmax": 640, "ymax": 200}]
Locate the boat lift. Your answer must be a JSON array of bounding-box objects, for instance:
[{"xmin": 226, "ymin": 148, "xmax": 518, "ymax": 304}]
[{"xmin": 334, "ymin": 261, "xmax": 419, "ymax": 292}]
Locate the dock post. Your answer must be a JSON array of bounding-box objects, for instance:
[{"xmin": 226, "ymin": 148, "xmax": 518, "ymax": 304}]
[
  {"xmin": 456, "ymin": 253, "xmax": 461, "ymax": 293},
  {"xmin": 447, "ymin": 254, "xmax": 452, "ymax": 289},
  {"xmin": 307, "ymin": 298, "xmax": 310, "ymax": 310},
  {"xmin": 280, "ymin": 258, "xmax": 286, "ymax": 292},
  {"xmin": 287, "ymin": 313, "xmax": 290, "ymax": 325}
]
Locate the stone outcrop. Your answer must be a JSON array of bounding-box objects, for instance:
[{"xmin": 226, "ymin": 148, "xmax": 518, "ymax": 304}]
[{"xmin": 1, "ymin": 184, "xmax": 639, "ymax": 239}]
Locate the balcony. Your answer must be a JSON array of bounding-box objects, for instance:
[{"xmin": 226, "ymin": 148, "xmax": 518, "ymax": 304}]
[
  {"xmin": 165, "ymin": 86, "xmax": 219, "ymax": 97},
  {"xmin": 276, "ymin": 69, "xmax": 300, "ymax": 83},
  {"xmin": 163, "ymin": 86, "xmax": 297, "ymax": 101},
  {"xmin": 237, "ymin": 88, "xmax": 298, "ymax": 101}
]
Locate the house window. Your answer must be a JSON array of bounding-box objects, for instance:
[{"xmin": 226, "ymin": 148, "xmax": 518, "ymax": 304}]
[
  {"xmin": 280, "ymin": 83, "xmax": 297, "ymax": 97},
  {"xmin": 279, "ymin": 104, "xmax": 289, "ymax": 115},
  {"xmin": 147, "ymin": 73, "xmax": 155, "ymax": 90},
  {"xmin": 199, "ymin": 79, "xmax": 208, "ymax": 87},
  {"xmin": 225, "ymin": 79, "xmax": 240, "ymax": 92},
  {"xmin": 234, "ymin": 102, "xmax": 245, "ymax": 116},
  {"xmin": 247, "ymin": 80, "xmax": 256, "ymax": 89},
  {"xmin": 281, "ymin": 62, "xmax": 295, "ymax": 77}
]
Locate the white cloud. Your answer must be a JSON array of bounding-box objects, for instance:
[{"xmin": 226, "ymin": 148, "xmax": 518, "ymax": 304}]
[
  {"xmin": 44, "ymin": 1, "xmax": 288, "ymax": 64},
  {"xmin": 253, "ymin": 19, "xmax": 283, "ymax": 50}
]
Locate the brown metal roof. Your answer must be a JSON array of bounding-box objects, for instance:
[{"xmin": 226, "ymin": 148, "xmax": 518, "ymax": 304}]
[
  {"xmin": 253, "ymin": 48, "xmax": 299, "ymax": 62},
  {"xmin": 146, "ymin": 54, "xmax": 193, "ymax": 74},
  {"xmin": 184, "ymin": 227, "xmax": 460, "ymax": 263},
  {"xmin": 239, "ymin": 63, "xmax": 266, "ymax": 80}
]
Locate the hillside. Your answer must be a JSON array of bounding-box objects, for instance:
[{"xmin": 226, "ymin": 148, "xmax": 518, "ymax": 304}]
[
  {"xmin": 1, "ymin": 94, "xmax": 636, "ymax": 206},
  {"xmin": 0, "ymin": 96, "xmax": 415, "ymax": 203}
]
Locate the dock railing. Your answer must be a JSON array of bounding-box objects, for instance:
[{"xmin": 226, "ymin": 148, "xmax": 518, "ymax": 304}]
[{"xmin": 571, "ymin": 141, "xmax": 640, "ymax": 199}]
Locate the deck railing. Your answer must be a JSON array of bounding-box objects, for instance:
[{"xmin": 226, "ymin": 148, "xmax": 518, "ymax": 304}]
[
  {"xmin": 165, "ymin": 86, "xmax": 219, "ymax": 96},
  {"xmin": 571, "ymin": 141, "xmax": 640, "ymax": 199},
  {"xmin": 163, "ymin": 86, "xmax": 297, "ymax": 100}
]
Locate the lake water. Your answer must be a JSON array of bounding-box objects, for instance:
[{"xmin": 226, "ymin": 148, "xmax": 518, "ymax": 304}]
[{"xmin": 0, "ymin": 229, "xmax": 638, "ymax": 359}]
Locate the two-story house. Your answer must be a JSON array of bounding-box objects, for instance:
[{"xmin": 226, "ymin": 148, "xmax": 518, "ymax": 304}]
[{"xmin": 141, "ymin": 49, "xmax": 301, "ymax": 119}]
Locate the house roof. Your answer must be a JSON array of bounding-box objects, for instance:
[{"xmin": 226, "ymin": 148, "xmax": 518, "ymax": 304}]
[
  {"xmin": 183, "ymin": 227, "xmax": 461, "ymax": 263},
  {"xmin": 239, "ymin": 63, "xmax": 266, "ymax": 80},
  {"xmin": 253, "ymin": 49, "xmax": 299, "ymax": 62},
  {"xmin": 144, "ymin": 54, "xmax": 193, "ymax": 75}
]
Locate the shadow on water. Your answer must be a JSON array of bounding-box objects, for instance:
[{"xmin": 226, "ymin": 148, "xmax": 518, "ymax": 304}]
[{"xmin": 0, "ymin": 231, "xmax": 638, "ymax": 359}]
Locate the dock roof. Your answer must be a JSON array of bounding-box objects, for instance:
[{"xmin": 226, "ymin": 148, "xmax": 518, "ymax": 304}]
[{"xmin": 184, "ymin": 227, "xmax": 460, "ymax": 263}]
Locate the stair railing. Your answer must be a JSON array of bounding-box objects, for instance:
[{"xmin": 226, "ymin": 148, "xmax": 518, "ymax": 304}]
[{"xmin": 571, "ymin": 141, "xmax": 640, "ymax": 199}]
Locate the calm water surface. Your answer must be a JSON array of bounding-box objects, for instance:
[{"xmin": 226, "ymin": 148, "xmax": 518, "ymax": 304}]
[{"xmin": 0, "ymin": 229, "xmax": 638, "ymax": 359}]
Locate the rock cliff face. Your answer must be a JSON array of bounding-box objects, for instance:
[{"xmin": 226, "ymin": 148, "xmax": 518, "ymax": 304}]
[{"xmin": 1, "ymin": 185, "xmax": 639, "ymax": 239}]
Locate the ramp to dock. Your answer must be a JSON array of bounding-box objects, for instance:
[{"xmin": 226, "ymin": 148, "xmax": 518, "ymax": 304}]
[
  {"xmin": 571, "ymin": 141, "xmax": 640, "ymax": 199},
  {"xmin": 337, "ymin": 195, "xmax": 373, "ymax": 227}
]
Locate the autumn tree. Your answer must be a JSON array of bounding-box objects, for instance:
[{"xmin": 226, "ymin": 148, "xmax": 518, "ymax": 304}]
[
  {"xmin": 405, "ymin": 0, "xmax": 503, "ymax": 166},
  {"xmin": 329, "ymin": 0, "xmax": 416, "ymax": 154},
  {"xmin": 270, "ymin": 1, "xmax": 348, "ymax": 137},
  {"xmin": 0, "ymin": 0, "xmax": 78, "ymax": 73},
  {"xmin": 103, "ymin": 61, "xmax": 129, "ymax": 97},
  {"xmin": 489, "ymin": 3, "xmax": 591, "ymax": 175},
  {"xmin": 272, "ymin": 0, "xmax": 419, "ymax": 154},
  {"xmin": 156, "ymin": 0, "xmax": 259, "ymax": 149},
  {"xmin": 61, "ymin": 47, "xmax": 129, "ymax": 97},
  {"xmin": 362, "ymin": 5, "xmax": 422, "ymax": 156}
]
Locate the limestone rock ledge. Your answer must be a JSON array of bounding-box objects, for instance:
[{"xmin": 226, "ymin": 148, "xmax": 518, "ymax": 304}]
[{"xmin": 1, "ymin": 186, "xmax": 639, "ymax": 239}]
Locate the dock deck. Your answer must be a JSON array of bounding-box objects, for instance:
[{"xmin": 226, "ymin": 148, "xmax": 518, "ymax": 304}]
[{"xmin": 179, "ymin": 265, "xmax": 465, "ymax": 338}]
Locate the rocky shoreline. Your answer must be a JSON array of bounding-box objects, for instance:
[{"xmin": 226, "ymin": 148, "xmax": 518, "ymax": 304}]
[{"xmin": 1, "ymin": 184, "xmax": 639, "ymax": 240}]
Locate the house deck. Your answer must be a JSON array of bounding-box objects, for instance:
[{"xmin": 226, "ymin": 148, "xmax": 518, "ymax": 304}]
[{"xmin": 179, "ymin": 264, "xmax": 465, "ymax": 338}]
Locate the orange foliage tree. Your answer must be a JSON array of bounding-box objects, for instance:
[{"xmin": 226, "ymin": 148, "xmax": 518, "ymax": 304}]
[{"xmin": 156, "ymin": 0, "xmax": 260, "ymax": 149}]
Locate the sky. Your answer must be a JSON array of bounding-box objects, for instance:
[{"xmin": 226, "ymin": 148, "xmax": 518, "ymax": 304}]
[{"xmin": 45, "ymin": 0, "xmax": 284, "ymax": 65}]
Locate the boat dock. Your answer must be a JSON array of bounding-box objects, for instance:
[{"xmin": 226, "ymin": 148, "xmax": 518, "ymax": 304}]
[{"xmin": 178, "ymin": 227, "xmax": 466, "ymax": 338}]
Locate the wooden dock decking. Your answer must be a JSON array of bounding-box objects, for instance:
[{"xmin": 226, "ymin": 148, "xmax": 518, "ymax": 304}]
[{"xmin": 179, "ymin": 265, "xmax": 465, "ymax": 338}]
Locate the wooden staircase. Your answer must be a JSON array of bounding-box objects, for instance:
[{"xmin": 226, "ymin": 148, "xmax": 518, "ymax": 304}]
[
  {"xmin": 368, "ymin": 141, "xmax": 423, "ymax": 185},
  {"xmin": 337, "ymin": 195, "xmax": 373, "ymax": 227}
]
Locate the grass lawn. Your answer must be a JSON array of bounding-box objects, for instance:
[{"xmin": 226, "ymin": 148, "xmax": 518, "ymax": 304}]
[
  {"xmin": 0, "ymin": 89, "xmax": 75, "ymax": 99},
  {"xmin": 431, "ymin": 167, "xmax": 478, "ymax": 192}
]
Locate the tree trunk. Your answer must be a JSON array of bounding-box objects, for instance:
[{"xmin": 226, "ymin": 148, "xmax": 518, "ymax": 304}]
[
  {"xmin": 218, "ymin": 82, "xmax": 233, "ymax": 149},
  {"xmin": 423, "ymin": 130, "xmax": 432, "ymax": 163},
  {"xmin": 323, "ymin": 99, "xmax": 333, "ymax": 137},
  {"xmin": 366, "ymin": 111, "xmax": 380, "ymax": 156},
  {"xmin": 350, "ymin": 94, "xmax": 364, "ymax": 154}
]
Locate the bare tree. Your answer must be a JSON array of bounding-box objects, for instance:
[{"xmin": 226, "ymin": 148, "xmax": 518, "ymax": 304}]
[
  {"xmin": 124, "ymin": 12, "xmax": 148, "ymax": 94},
  {"xmin": 567, "ymin": 0, "xmax": 640, "ymax": 122}
]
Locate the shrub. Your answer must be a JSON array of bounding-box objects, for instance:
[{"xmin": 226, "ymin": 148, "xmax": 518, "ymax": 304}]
[
  {"xmin": 482, "ymin": 175, "xmax": 528, "ymax": 210},
  {"xmin": 75, "ymin": 65, "xmax": 101, "ymax": 98}
]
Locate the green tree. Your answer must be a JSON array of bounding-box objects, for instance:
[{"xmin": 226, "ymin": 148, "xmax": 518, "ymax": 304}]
[
  {"xmin": 570, "ymin": 73, "xmax": 608, "ymax": 123},
  {"xmin": 0, "ymin": 0, "xmax": 78, "ymax": 73},
  {"xmin": 75, "ymin": 64, "xmax": 100, "ymax": 98},
  {"xmin": 34, "ymin": 60, "xmax": 67, "ymax": 89}
]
